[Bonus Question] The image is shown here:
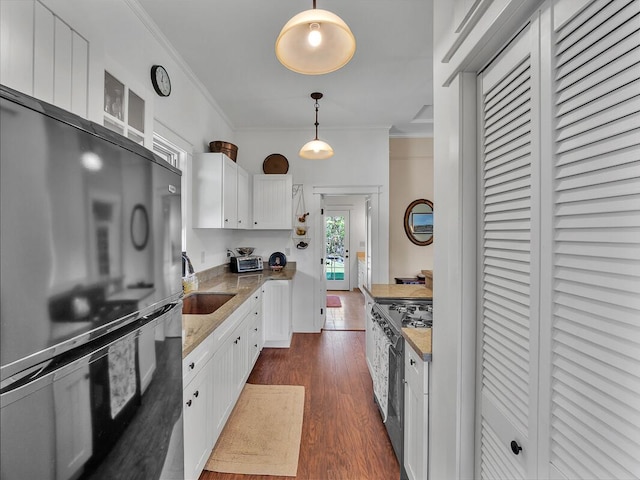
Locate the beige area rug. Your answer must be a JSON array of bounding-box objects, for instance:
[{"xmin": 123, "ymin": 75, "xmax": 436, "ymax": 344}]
[{"xmin": 205, "ymin": 383, "xmax": 305, "ymax": 477}]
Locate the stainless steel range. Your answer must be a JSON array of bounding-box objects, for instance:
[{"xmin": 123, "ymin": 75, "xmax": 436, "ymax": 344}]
[
  {"xmin": 378, "ymin": 301, "xmax": 433, "ymax": 330},
  {"xmin": 370, "ymin": 298, "xmax": 432, "ymax": 478}
]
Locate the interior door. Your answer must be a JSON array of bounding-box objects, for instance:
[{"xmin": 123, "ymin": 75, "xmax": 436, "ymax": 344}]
[
  {"xmin": 325, "ymin": 209, "xmax": 350, "ymax": 290},
  {"xmin": 540, "ymin": 1, "xmax": 640, "ymax": 478},
  {"xmin": 477, "ymin": 19, "xmax": 539, "ymax": 479}
]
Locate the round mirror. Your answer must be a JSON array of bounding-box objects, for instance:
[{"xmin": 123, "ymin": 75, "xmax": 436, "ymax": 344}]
[
  {"xmin": 130, "ymin": 204, "xmax": 149, "ymax": 251},
  {"xmin": 404, "ymin": 199, "xmax": 434, "ymax": 246}
]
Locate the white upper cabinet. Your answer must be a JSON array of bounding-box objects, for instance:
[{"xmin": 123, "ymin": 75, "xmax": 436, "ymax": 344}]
[
  {"xmin": 252, "ymin": 174, "xmax": 293, "ymax": 230},
  {"xmin": 236, "ymin": 165, "xmax": 250, "ymax": 229},
  {"xmin": 192, "ymin": 152, "xmax": 250, "ymax": 229},
  {"xmin": 0, "ymin": 1, "xmax": 88, "ymax": 117}
]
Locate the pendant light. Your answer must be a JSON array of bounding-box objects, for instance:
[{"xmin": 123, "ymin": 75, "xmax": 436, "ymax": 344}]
[
  {"xmin": 299, "ymin": 92, "xmax": 334, "ymax": 160},
  {"xmin": 275, "ymin": 0, "xmax": 356, "ymax": 75}
]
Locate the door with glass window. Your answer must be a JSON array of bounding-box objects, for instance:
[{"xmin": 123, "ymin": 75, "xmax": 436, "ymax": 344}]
[{"xmin": 325, "ymin": 210, "xmax": 350, "ymax": 290}]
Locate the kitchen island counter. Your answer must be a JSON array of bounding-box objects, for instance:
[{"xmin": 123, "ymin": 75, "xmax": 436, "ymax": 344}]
[
  {"xmin": 363, "ymin": 283, "xmax": 432, "ymax": 301},
  {"xmin": 402, "ymin": 327, "xmax": 432, "ymax": 361},
  {"xmin": 363, "ymin": 284, "xmax": 432, "ymax": 360},
  {"xmin": 182, "ymin": 265, "xmax": 296, "ymax": 358}
]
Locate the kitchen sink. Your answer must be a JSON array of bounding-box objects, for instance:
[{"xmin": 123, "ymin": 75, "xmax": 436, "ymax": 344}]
[{"xmin": 182, "ymin": 293, "xmax": 235, "ymax": 315}]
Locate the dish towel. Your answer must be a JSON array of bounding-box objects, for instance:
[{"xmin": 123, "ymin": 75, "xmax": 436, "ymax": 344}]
[
  {"xmin": 372, "ymin": 321, "xmax": 391, "ymax": 422},
  {"xmin": 108, "ymin": 336, "xmax": 137, "ymax": 419}
]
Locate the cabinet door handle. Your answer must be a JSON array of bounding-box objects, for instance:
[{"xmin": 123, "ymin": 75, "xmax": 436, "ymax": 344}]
[
  {"xmin": 186, "ymin": 399, "xmax": 192, "ymax": 407},
  {"xmin": 510, "ymin": 440, "xmax": 522, "ymax": 455},
  {"xmin": 189, "ymin": 362, "xmax": 195, "ymax": 370},
  {"xmin": 234, "ymin": 336, "xmax": 241, "ymax": 344},
  {"xmin": 410, "ymin": 359, "xmax": 416, "ymax": 366},
  {"xmin": 254, "ymin": 221, "xmax": 258, "ymax": 225},
  {"xmin": 254, "ymin": 344, "xmax": 258, "ymax": 348},
  {"xmin": 254, "ymin": 327, "xmax": 258, "ymax": 332},
  {"xmin": 193, "ymin": 390, "xmax": 199, "ymax": 398}
]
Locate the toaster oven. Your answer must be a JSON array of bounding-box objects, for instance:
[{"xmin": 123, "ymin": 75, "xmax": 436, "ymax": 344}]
[{"xmin": 230, "ymin": 255, "xmax": 263, "ymax": 273}]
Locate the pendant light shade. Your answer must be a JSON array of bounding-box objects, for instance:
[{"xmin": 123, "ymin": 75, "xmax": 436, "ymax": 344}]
[
  {"xmin": 299, "ymin": 92, "xmax": 334, "ymax": 160},
  {"xmin": 276, "ymin": 2, "xmax": 356, "ymax": 75},
  {"xmin": 299, "ymin": 139, "xmax": 334, "ymax": 160}
]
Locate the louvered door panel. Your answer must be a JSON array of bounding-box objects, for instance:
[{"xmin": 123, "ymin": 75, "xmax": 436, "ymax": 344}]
[
  {"xmin": 550, "ymin": 1, "xmax": 640, "ymax": 478},
  {"xmin": 479, "ymin": 22, "xmax": 538, "ymax": 479}
]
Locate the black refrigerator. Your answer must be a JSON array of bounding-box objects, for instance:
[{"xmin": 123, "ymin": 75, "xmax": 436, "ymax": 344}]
[{"xmin": 0, "ymin": 85, "xmax": 184, "ymax": 479}]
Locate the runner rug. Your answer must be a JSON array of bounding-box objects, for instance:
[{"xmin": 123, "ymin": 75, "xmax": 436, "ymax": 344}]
[
  {"xmin": 204, "ymin": 383, "xmax": 305, "ymax": 477},
  {"xmin": 326, "ymin": 295, "xmax": 342, "ymax": 308}
]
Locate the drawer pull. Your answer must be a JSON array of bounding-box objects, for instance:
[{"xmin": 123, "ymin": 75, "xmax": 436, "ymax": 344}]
[
  {"xmin": 194, "ymin": 390, "xmax": 199, "ymax": 398},
  {"xmin": 186, "ymin": 399, "xmax": 192, "ymax": 407},
  {"xmin": 234, "ymin": 336, "xmax": 241, "ymax": 344},
  {"xmin": 189, "ymin": 362, "xmax": 195, "ymax": 370}
]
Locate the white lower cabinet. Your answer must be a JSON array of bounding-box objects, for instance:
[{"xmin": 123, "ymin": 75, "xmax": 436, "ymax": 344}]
[
  {"xmin": 363, "ymin": 289, "xmax": 374, "ymax": 376},
  {"xmin": 404, "ymin": 346, "xmax": 429, "ymax": 480},
  {"xmin": 53, "ymin": 363, "xmax": 92, "ymax": 480},
  {"xmin": 183, "ymin": 287, "xmax": 264, "ymax": 479},
  {"xmin": 248, "ymin": 293, "xmax": 263, "ymax": 365},
  {"xmin": 183, "ymin": 362, "xmax": 212, "ymax": 480},
  {"xmin": 262, "ymin": 280, "xmax": 292, "ymax": 347}
]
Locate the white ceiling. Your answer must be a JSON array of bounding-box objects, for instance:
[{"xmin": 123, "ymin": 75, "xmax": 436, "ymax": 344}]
[{"xmin": 136, "ymin": 0, "xmax": 434, "ymax": 137}]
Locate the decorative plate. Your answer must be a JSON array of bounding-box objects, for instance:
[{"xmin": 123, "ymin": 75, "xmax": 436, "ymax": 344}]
[
  {"xmin": 263, "ymin": 154, "xmax": 289, "ymax": 174},
  {"xmin": 268, "ymin": 251, "xmax": 287, "ymax": 269}
]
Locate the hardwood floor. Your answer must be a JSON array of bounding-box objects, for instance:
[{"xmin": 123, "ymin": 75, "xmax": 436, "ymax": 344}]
[
  {"xmin": 199, "ymin": 332, "xmax": 399, "ymax": 480},
  {"xmin": 324, "ymin": 290, "xmax": 365, "ymax": 331}
]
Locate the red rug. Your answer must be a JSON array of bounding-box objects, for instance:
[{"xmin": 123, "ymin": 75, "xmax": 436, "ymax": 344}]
[{"xmin": 326, "ymin": 295, "xmax": 342, "ymax": 308}]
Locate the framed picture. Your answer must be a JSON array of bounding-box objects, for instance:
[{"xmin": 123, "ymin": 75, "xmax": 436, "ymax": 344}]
[
  {"xmin": 411, "ymin": 212, "xmax": 433, "ymax": 234},
  {"xmin": 404, "ymin": 199, "xmax": 434, "ymax": 246}
]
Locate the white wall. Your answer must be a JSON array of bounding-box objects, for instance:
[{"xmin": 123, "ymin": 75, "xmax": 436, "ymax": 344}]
[{"xmin": 234, "ymin": 127, "xmax": 390, "ymax": 331}]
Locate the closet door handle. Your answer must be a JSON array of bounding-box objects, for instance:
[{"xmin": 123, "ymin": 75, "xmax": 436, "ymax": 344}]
[{"xmin": 510, "ymin": 440, "xmax": 522, "ymax": 455}]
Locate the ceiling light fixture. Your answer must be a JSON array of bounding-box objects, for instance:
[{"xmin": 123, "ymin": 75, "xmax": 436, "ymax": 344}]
[
  {"xmin": 299, "ymin": 92, "xmax": 334, "ymax": 160},
  {"xmin": 275, "ymin": 0, "xmax": 356, "ymax": 75}
]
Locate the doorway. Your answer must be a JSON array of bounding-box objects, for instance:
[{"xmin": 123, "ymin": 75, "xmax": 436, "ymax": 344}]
[
  {"xmin": 313, "ymin": 186, "xmax": 383, "ymax": 332},
  {"xmin": 325, "ymin": 209, "xmax": 350, "ymax": 290}
]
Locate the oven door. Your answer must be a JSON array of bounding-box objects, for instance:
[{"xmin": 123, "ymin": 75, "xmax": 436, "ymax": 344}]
[{"xmin": 386, "ymin": 335, "xmax": 404, "ymax": 464}]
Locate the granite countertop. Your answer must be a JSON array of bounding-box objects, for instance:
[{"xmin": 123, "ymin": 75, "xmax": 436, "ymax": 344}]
[
  {"xmin": 182, "ymin": 266, "xmax": 296, "ymax": 358},
  {"xmin": 402, "ymin": 328, "xmax": 432, "ymax": 361},
  {"xmin": 363, "ymin": 283, "xmax": 433, "ymax": 301},
  {"xmin": 363, "ymin": 284, "xmax": 433, "ymax": 361}
]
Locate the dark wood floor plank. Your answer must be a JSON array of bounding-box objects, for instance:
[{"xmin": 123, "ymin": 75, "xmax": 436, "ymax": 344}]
[{"xmin": 199, "ymin": 331, "xmax": 399, "ymax": 480}]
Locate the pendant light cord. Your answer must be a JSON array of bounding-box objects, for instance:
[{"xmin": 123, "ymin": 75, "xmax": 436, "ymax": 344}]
[{"xmin": 314, "ymin": 101, "xmax": 319, "ymax": 140}]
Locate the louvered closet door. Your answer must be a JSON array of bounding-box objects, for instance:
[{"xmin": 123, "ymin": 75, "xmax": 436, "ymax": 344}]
[
  {"xmin": 544, "ymin": 0, "xmax": 640, "ymax": 478},
  {"xmin": 478, "ymin": 20, "xmax": 540, "ymax": 480}
]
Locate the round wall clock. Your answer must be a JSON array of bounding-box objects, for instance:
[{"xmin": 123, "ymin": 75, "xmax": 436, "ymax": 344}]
[{"xmin": 151, "ymin": 65, "xmax": 171, "ymax": 97}]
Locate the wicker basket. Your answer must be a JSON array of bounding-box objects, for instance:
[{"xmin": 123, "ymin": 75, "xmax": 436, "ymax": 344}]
[{"xmin": 209, "ymin": 141, "xmax": 238, "ymax": 162}]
